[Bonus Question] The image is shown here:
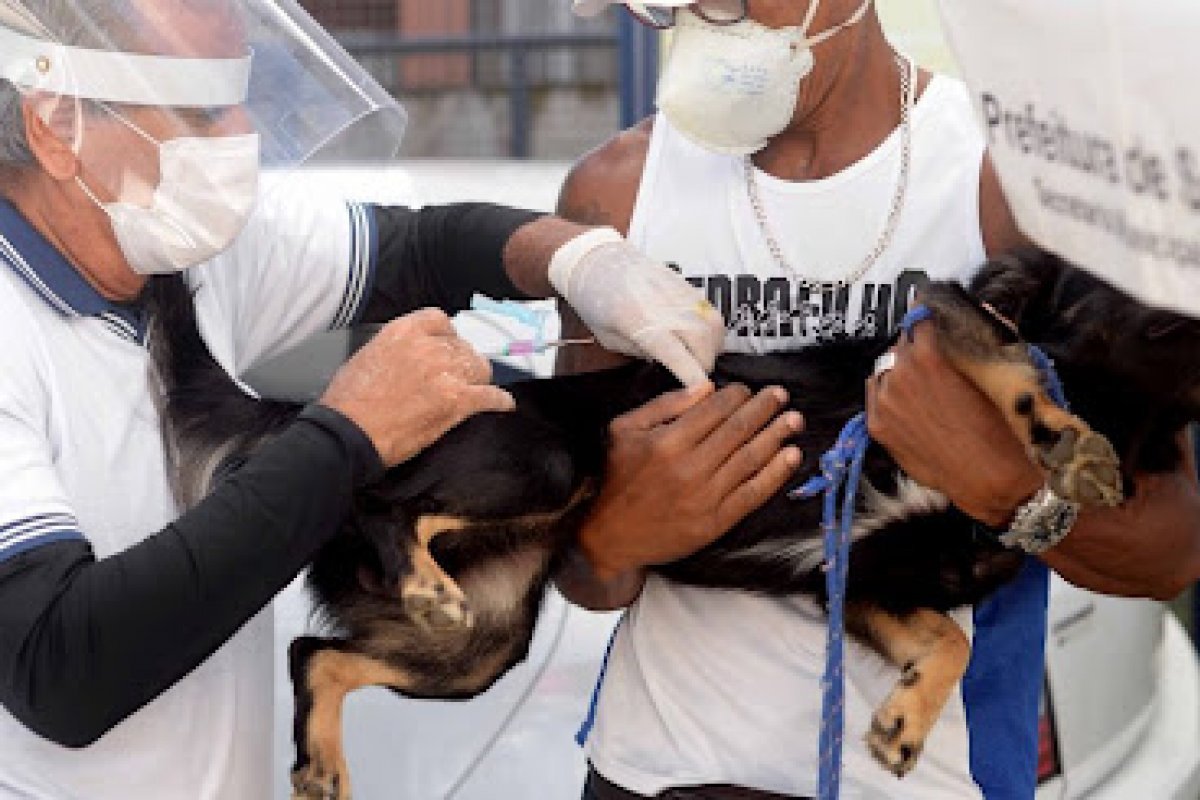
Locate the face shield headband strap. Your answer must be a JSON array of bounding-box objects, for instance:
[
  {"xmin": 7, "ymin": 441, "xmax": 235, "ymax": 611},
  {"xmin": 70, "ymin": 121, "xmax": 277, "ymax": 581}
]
[{"xmin": 0, "ymin": 24, "xmax": 251, "ymax": 107}]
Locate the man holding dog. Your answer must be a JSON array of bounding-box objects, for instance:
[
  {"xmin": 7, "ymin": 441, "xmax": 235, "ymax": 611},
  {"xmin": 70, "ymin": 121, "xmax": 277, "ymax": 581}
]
[
  {"xmin": 556, "ymin": 1, "xmax": 1200, "ymax": 798},
  {"xmin": 0, "ymin": 1, "xmax": 809, "ymax": 797}
]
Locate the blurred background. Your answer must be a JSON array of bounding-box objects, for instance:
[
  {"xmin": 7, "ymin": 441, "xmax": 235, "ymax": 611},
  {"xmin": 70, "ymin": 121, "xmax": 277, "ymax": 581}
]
[{"xmin": 294, "ymin": 0, "xmax": 953, "ymax": 160}]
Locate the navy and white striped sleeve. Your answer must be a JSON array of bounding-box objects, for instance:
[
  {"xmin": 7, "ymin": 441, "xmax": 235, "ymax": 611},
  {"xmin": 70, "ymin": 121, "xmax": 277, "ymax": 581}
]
[
  {"xmin": 0, "ymin": 344, "xmax": 85, "ymax": 565},
  {"xmin": 0, "ymin": 514, "xmax": 83, "ymax": 563},
  {"xmin": 330, "ymin": 201, "xmax": 378, "ymax": 329}
]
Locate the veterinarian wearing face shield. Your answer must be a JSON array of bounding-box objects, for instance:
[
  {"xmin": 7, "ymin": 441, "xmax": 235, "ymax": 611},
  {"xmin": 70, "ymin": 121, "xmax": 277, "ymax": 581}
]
[
  {"xmin": 554, "ymin": 1, "xmax": 1200, "ymax": 799},
  {"xmin": 0, "ymin": 1, "xmax": 758, "ymax": 797}
]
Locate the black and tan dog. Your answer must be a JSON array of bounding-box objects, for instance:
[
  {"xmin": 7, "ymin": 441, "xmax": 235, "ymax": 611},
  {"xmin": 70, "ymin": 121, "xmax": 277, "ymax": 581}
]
[{"xmin": 147, "ymin": 248, "xmax": 1200, "ymax": 799}]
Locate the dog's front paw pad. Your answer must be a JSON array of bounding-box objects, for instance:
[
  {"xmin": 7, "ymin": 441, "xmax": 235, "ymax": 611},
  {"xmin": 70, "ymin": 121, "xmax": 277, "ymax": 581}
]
[
  {"xmin": 401, "ymin": 577, "xmax": 473, "ymax": 630},
  {"xmin": 1042, "ymin": 428, "xmax": 1123, "ymax": 507},
  {"xmin": 291, "ymin": 767, "xmax": 344, "ymax": 800},
  {"xmin": 867, "ymin": 711, "xmax": 923, "ymax": 777},
  {"xmin": 867, "ymin": 671, "xmax": 930, "ymax": 778}
]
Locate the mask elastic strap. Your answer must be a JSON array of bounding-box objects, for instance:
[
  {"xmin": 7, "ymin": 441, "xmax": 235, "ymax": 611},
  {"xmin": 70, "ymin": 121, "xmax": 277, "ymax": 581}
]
[
  {"xmin": 805, "ymin": 0, "xmax": 872, "ymax": 48},
  {"xmin": 74, "ymin": 172, "xmax": 107, "ymax": 212},
  {"xmin": 94, "ymin": 101, "xmax": 162, "ymax": 148},
  {"xmin": 71, "ymin": 103, "xmax": 162, "ymax": 212}
]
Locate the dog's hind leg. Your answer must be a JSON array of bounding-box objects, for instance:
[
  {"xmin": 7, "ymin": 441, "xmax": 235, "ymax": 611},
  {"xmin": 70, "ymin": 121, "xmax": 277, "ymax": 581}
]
[
  {"xmin": 922, "ymin": 285, "xmax": 1123, "ymax": 508},
  {"xmin": 289, "ymin": 637, "xmax": 420, "ymax": 800},
  {"xmin": 400, "ymin": 515, "xmax": 474, "ymax": 629},
  {"xmin": 847, "ymin": 604, "xmax": 970, "ymax": 779}
]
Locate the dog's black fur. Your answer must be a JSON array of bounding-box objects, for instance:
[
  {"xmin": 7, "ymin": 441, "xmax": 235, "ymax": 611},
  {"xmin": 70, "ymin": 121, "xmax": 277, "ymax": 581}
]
[{"xmin": 147, "ymin": 248, "xmax": 1200, "ymax": 797}]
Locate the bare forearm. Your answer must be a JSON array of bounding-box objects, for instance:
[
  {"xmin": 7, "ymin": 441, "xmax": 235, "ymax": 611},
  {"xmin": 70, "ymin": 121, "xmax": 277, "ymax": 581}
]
[
  {"xmin": 554, "ymin": 547, "xmax": 646, "ymax": 611},
  {"xmin": 502, "ymin": 215, "xmax": 591, "ymax": 298},
  {"xmin": 1042, "ymin": 466, "xmax": 1200, "ymax": 601}
]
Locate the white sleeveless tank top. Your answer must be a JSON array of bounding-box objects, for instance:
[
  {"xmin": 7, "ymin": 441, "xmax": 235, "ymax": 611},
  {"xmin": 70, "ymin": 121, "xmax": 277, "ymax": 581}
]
[{"xmin": 585, "ymin": 75, "xmax": 991, "ymax": 799}]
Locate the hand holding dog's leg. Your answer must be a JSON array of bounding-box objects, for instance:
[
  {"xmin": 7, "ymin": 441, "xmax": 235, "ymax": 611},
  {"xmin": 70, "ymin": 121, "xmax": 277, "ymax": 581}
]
[
  {"xmin": 320, "ymin": 309, "xmax": 516, "ymax": 468},
  {"xmin": 867, "ymin": 325, "xmax": 1043, "ymax": 528},
  {"xmin": 558, "ymin": 385, "xmax": 803, "ymax": 609}
]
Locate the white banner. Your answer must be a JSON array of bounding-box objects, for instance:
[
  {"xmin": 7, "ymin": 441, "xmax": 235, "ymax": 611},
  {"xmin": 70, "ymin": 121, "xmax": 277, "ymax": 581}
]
[{"xmin": 938, "ymin": 0, "xmax": 1200, "ymax": 317}]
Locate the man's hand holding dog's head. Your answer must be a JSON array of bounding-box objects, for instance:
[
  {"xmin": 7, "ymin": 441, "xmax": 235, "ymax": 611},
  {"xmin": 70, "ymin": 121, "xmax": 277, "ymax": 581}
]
[{"xmin": 320, "ymin": 309, "xmax": 516, "ymax": 468}]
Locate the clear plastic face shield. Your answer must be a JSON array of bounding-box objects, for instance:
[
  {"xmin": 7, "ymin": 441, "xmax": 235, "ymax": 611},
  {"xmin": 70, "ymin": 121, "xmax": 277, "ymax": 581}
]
[{"xmin": 0, "ymin": 0, "xmax": 408, "ymax": 274}]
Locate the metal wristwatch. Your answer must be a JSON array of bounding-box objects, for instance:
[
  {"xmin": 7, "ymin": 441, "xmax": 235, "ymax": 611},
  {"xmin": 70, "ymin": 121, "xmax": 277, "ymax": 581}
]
[{"xmin": 997, "ymin": 484, "xmax": 1082, "ymax": 555}]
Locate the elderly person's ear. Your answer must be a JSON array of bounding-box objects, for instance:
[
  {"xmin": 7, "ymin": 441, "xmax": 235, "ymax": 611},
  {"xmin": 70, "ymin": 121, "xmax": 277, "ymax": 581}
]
[{"xmin": 21, "ymin": 97, "xmax": 79, "ymax": 181}]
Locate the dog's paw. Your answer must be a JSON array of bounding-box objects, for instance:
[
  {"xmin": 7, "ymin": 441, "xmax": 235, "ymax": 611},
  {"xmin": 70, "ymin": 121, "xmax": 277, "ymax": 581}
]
[
  {"xmin": 291, "ymin": 765, "xmax": 348, "ymax": 800},
  {"xmin": 1037, "ymin": 425, "xmax": 1123, "ymax": 508},
  {"xmin": 1013, "ymin": 390, "xmax": 1123, "ymax": 508},
  {"xmin": 866, "ymin": 665, "xmax": 931, "ymax": 778},
  {"xmin": 401, "ymin": 573, "xmax": 473, "ymax": 631}
]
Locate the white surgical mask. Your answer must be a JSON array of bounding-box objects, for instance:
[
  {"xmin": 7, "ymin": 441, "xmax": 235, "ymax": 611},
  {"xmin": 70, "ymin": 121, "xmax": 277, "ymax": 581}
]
[
  {"xmin": 77, "ymin": 116, "xmax": 260, "ymax": 276},
  {"xmin": 658, "ymin": 0, "xmax": 872, "ymax": 156}
]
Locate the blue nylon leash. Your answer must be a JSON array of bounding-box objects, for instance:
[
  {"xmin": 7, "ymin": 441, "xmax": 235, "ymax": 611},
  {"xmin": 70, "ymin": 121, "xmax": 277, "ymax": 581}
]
[
  {"xmin": 798, "ymin": 303, "xmax": 1065, "ymax": 800},
  {"xmin": 790, "ymin": 413, "xmax": 869, "ymax": 800},
  {"xmin": 1028, "ymin": 345, "xmax": 1069, "ymax": 410},
  {"xmin": 793, "ymin": 304, "xmax": 934, "ymax": 800},
  {"xmin": 575, "ymin": 615, "xmax": 622, "ymax": 747}
]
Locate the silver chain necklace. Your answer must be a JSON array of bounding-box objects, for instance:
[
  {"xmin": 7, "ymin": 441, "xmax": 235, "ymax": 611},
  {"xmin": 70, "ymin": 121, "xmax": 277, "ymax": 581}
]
[{"xmin": 743, "ymin": 54, "xmax": 916, "ymax": 291}]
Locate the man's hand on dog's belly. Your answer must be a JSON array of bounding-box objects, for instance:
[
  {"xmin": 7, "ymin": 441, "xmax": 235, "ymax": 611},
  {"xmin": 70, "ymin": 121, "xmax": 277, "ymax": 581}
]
[
  {"xmin": 320, "ymin": 309, "xmax": 516, "ymax": 467},
  {"xmin": 866, "ymin": 325, "xmax": 1042, "ymax": 527},
  {"xmin": 579, "ymin": 384, "xmax": 803, "ymax": 584}
]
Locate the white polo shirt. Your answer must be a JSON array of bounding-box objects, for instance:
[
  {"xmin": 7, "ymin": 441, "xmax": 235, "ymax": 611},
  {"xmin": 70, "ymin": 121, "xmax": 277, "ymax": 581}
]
[{"xmin": 0, "ymin": 187, "xmax": 376, "ymax": 800}]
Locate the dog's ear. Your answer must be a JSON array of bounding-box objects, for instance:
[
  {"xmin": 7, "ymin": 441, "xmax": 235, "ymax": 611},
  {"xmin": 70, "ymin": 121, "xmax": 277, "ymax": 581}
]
[{"xmin": 968, "ymin": 248, "xmax": 1058, "ymax": 328}]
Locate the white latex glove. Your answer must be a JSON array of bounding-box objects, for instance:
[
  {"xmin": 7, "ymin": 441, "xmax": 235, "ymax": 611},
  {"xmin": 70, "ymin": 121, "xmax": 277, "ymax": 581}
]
[{"xmin": 549, "ymin": 228, "xmax": 725, "ymax": 387}]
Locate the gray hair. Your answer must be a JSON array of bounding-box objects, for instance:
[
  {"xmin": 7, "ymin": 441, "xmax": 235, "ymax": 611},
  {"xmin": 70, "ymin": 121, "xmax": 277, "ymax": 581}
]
[{"xmin": 0, "ymin": 0, "xmax": 140, "ymax": 167}]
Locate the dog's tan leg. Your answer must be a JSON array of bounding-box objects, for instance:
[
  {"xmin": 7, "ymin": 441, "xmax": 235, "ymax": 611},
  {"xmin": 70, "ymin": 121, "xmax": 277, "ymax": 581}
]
[
  {"xmin": 921, "ymin": 288, "xmax": 1123, "ymax": 508},
  {"xmin": 405, "ymin": 496, "xmax": 592, "ymax": 630},
  {"xmin": 401, "ymin": 516, "xmax": 473, "ymax": 629},
  {"xmin": 943, "ymin": 353, "xmax": 1122, "ymax": 507},
  {"xmin": 847, "ymin": 604, "xmax": 970, "ymax": 778},
  {"xmin": 402, "ymin": 545, "xmax": 473, "ymax": 629},
  {"xmin": 290, "ymin": 642, "xmax": 419, "ymax": 800}
]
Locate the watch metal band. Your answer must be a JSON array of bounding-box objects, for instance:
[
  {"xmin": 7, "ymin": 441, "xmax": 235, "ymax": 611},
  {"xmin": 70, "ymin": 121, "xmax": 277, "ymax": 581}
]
[{"xmin": 998, "ymin": 484, "xmax": 1082, "ymax": 555}]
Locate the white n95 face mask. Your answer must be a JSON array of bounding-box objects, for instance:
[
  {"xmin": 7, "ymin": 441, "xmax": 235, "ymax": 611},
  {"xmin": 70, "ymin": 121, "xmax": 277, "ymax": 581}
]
[
  {"xmin": 77, "ymin": 122, "xmax": 261, "ymax": 276},
  {"xmin": 658, "ymin": 0, "xmax": 872, "ymax": 156}
]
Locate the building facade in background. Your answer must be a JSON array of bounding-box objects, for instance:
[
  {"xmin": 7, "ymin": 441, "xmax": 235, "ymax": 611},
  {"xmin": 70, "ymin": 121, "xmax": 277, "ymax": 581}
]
[{"xmin": 300, "ymin": 0, "xmax": 621, "ymax": 159}]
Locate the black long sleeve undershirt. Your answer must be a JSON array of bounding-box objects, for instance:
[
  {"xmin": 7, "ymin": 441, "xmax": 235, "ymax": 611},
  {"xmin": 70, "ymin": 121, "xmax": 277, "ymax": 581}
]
[
  {"xmin": 359, "ymin": 203, "xmax": 543, "ymax": 321},
  {"xmin": 0, "ymin": 201, "xmax": 541, "ymax": 748},
  {"xmin": 0, "ymin": 408, "xmax": 382, "ymax": 748}
]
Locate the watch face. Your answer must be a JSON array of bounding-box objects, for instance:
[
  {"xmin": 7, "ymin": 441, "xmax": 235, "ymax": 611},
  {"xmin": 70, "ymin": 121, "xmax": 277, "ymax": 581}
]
[{"xmin": 1003, "ymin": 487, "xmax": 1080, "ymax": 553}]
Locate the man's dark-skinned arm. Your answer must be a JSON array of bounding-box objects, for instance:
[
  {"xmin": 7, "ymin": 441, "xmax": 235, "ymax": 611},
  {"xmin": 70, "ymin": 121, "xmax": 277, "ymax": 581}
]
[
  {"xmin": 867, "ymin": 154, "xmax": 1200, "ymax": 600},
  {"xmin": 867, "ymin": 320, "xmax": 1200, "ymax": 601},
  {"xmin": 551, "ymin": 120, "xmax": 805, "ymax": 610}
]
